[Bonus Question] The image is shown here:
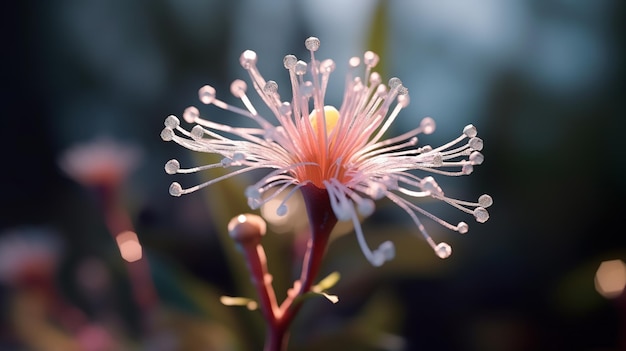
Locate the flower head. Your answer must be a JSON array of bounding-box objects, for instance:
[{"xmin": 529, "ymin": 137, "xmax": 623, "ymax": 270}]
[
  {"xmin": 59, "ymin": 137, "xmax": 142, "ymax": 188},
  {"xmin": 162, "ymin": 37, "xmax": 492, "ymax": 265}
]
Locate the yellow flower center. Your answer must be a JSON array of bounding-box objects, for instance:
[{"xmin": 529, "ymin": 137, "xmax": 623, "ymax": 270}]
[{"xmin": 309, "ymin": 105, "xmax": 340, "ymax": 137}]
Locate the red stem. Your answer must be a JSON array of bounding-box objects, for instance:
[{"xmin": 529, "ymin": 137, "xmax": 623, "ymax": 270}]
[{"xmin": 238, "ymin": 184, "xmax": 337, "ymax": 351}]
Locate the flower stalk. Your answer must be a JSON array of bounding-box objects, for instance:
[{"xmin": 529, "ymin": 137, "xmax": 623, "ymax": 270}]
[{"xmin": 228, "ymin": 186, "xmax": 338, "ymax": 351}]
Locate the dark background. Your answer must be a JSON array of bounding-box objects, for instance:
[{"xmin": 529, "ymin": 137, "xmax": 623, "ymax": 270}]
[{"xmin": 2, "ymin": 1, "xmax": 625, "ymax": 350}]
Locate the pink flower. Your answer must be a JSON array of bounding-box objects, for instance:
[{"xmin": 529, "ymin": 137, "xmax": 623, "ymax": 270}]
[
  {"xmin": 59, "ymin": 137, "xmax": 141, "ymax": 188},
  {"xmin": 161, "ymin": 37, "xmax": 491, "ymax": 265}
]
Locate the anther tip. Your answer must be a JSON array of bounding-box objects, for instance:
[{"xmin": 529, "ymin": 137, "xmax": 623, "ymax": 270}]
[
  {"xmin": 457, "ymin": 222, "xmax": 469, "ymax": 234},
  {"xmin": 305, "ymin": 37, "xmax": 320, "ymax": 51},
  {"xmin": 434, "ymin": 242, "xmax": 452, "ymax": 259},
  {"xmin": 227, "ymin": 214, "xmax": 267, "ymax": 246},
  {"xmin": 239, "ymin": 50, "xmax": 257, "ymax": 69},
  {"xmin": 160, "ymin": 127, "xmax": 174, "ymax": 141},
  {"xmin": 183, "ymin": 107, "xmax": 199, "ymax": 124},
  {"xmin": 164, "ymin": 159, "xmax": 180, "ymax": 174},
  {"xmin": 169, "ymin": 182, "xmax": 183, "ymax": 197},
  {"xmin": 473, "ymin": 207, "xmax": 489, "ymax": 223},
  {"xmin": 463, "ymin": 124, "xmax": 478, "ymax": 137},
  {"xmin": 198, "ymin": 85, "xmax": 216, "ymax": 105}
]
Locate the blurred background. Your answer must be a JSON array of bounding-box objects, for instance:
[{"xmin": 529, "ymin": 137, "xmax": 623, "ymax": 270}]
[{"xmin": 2, "ymin": 0, "xmax": 625, "ymax": 350}]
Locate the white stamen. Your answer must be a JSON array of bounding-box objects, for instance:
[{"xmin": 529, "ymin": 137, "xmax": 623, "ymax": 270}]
[{"xmin": 161, "ymin": 37, "xmax": 491, "ymax": 264}]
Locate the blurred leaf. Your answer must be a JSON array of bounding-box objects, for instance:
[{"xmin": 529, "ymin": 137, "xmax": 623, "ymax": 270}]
[
  {"xmin": 366, "ymin": 0, "xmax": 390, "ymax": 78},
  {"xmin": 314, "ymin": 271, "xmax": 341, "ymax": 291},
  {"xmin": 148, "ymin": 253, "xmax": 256, "ymax": 349}
]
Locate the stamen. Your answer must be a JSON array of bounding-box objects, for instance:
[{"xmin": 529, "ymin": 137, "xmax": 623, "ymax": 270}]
[
  {"xmin": 183, "ymin": 106, "xmax": 200, "ymax": 123},
  {"xmin": 199, "ymin": 85, "xmax": 217, "ymax": 104},
  {"xmin": 162, "ymin": 36, "xmax": 491, "ymax": 262},
  {"xmin": 305, "ymin": 37, "xmax": 321, "ymax": 52}
]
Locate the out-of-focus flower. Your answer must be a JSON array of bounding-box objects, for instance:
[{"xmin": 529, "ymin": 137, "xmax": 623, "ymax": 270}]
[
  {"xmin": 162, "ymin": 37, "xmax": 491, "ymax": 265},
  {"xmin": 59, "ymin": 137, "xmax": 142, "ymax": 187},
  {"xmin": 0, "ymin": 228, "xmax": 62, "ymax": 285}
]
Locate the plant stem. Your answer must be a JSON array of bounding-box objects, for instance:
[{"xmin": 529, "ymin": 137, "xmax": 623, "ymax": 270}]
[{"xmin": 237, "ymin": 184, "xmax": 337, "ymax": 351}]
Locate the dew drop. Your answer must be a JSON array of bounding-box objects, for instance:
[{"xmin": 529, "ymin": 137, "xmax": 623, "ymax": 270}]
[
  {"xmin": 434, "ymin": 242, "xmax": 452, "ymax": 259},
  {"xmin": 164, "ymin": 159, "xmax": 180, "ymax": 174},
  {"xmin": 198, "ymin": 85, "xmax": 216, "ymax": 104}
]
